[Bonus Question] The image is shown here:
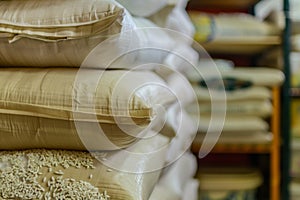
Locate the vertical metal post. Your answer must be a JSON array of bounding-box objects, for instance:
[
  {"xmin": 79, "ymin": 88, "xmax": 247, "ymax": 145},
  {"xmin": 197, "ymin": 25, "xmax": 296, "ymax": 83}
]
[{"xmin": 281, "ymin": 0, "xmax": 291, "ymax": 199}]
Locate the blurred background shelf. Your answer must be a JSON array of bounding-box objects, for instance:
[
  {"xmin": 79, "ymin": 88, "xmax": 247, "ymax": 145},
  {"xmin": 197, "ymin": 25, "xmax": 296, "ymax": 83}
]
[{"xmin": 187, "ymin": 0, "xmax": 284, "ymax": 197}]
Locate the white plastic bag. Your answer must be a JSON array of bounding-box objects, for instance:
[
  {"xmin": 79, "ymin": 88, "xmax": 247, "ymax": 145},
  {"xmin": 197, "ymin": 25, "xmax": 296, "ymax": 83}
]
[{"xmin": 116, "ymin": 0, "xmax": 167, "ymax": 17}]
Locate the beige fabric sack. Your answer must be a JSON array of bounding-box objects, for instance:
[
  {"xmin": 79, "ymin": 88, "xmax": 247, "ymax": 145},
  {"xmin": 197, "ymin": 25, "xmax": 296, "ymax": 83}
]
[
  {"xmin": 0, "ymin": 0, "xmax": 137, "ymax": 67},
  {"xmin": 292, "ymin": 34, "xmax": 300, "ymax": 52},
  {"xmin": 191, "ymin": 115, "xmax": 269, "ymax": 133},
  {"xmin": 197, "ymin": 167, "xmax": 263, "ymax": 199},
  {"xmin": 0, "ymin": 134, "xmax": 169, "ymax": 200},
  {"xmin": 189, "ymin": 12, "xmax": 280, "ymax": 42},
  {"xmin": 0, "ymin": 113, "xmax": 146, "ymax": 150},
  {"xmin": 0, "ymin": 68, "xmax": 175, "ymax": 150},
  {"xmin": 186, "ymin": 67, "xmax": 285, "ymax": 87},
  {"xmin": 193, "ymin": 85, "xmax": 271, "ymax": 102},
  {"xmin": 186, "ymin": 99, "xmax": 273, "ymax": 118}
]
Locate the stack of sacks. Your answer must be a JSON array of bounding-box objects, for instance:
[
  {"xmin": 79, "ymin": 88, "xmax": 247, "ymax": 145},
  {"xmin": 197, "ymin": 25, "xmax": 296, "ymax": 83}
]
[
  {"xmin": 291, "ymin": 100, "xmax": 300, "ymax": 199},
  {"xmin": 290, "ymin": 127, "xmax": 300, "ymax": 200},
  {"xmin": 115, "ymin": 0, "xmax": 200, "ymax": 199},
  {"xmin": 185, "ymin": 66, "xmax": 284, "ymax": 146},
  {"xmin": 256, "ymin": 1, "xmax": 291, "ymax": 69},
  {"xmin": 0, "ymin": 0, "xmax": 191, "ymax": 199},
  {"xmin": 290, "ymin": 0, "xmax": 300, "ymax": 136},
  {"xmin": 288, "ymin": 3, "xmax": 300, "ymax": 197},
  {"xmin": 291, "ymin": 93, "xmax": 300, "ymax": 200},
  {"xmin": 184, "ymin": 64, "xmax": 283, "ymax": 199}
]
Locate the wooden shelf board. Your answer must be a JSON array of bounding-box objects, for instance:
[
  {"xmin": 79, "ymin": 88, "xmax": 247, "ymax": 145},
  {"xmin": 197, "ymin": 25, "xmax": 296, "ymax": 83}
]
[
  {"xmin": 192, "ymin": 136, "xmax": 272, "ymax": 154},
  {"xmin": 187, "ymin": 0, "xmax": 260, "ymax": 10},
  {"xmin": 192, "ymin": 143, "xmax": 271, "ymax": 154}
]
